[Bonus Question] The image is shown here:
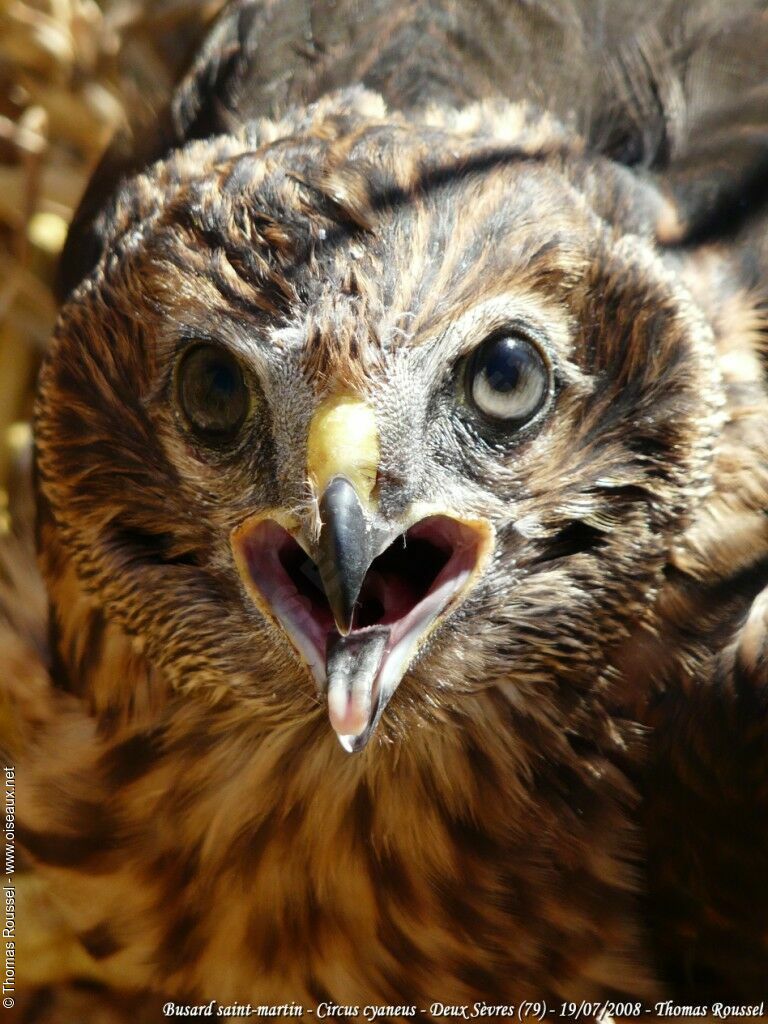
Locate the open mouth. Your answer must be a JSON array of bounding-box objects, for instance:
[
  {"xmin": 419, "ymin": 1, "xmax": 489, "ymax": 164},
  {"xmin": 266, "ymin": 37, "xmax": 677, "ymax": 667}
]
[{"xmin": 232, "ymin": 513, "xmax": 492, "ymax": 751}]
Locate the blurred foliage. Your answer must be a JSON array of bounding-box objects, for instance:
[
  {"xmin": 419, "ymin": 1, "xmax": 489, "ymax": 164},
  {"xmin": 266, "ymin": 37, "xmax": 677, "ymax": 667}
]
[{"xmin": 0, "ymin": 0, "xmax": 225, "ymax": 511}]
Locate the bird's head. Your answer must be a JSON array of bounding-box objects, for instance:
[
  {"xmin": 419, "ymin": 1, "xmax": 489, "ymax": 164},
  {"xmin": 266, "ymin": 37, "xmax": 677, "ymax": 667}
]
[{"xmin": 36, "ymin": 90, "xmax": 722, "ymax": 752}]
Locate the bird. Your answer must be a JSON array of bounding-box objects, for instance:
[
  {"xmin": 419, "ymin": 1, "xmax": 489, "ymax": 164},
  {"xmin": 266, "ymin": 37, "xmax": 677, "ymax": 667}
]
[{"xmin": 3, "ymin": 0, "xmax": 768, "ymax": 1015}]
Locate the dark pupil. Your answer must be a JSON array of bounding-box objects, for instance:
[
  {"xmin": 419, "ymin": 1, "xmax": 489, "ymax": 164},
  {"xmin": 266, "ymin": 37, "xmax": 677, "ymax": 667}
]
[
  {"xmin": 181, "ymin": 346, "xmax": 247, "ymax": 436},
  {"xmin": 483, "ymin": 338, "xmax": 525, "ymax": 392},
  {"xmin": 206, "ymin": 363, "xmax": 236, "ymax": 406}
]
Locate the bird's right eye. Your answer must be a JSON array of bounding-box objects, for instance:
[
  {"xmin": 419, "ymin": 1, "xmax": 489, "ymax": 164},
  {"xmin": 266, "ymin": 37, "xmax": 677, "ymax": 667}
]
[{"xmin": 176, "ymin": 343, "xmax": 249, "ymax": 441}]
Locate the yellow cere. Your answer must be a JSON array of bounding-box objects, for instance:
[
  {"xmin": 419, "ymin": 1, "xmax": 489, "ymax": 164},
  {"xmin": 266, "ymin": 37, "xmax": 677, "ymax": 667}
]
[{"xmin": 306, "ymin": 395, "xmax": 380, "ymax": 503}]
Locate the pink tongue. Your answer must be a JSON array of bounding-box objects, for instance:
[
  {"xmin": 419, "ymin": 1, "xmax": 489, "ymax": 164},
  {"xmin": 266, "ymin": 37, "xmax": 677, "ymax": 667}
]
[
  {"xmin": 325, "ymin": 628, "xmax": 389, "ymax": 745},
  {"xmin": 328, "ymin": 682, "xmax": 372, "ymax": 736}
]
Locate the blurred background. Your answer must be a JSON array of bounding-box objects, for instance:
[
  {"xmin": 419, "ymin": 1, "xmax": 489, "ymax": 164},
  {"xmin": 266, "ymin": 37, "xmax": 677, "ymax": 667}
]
[{"xmin": 0, "ymin": 0, "xmax": 226, "ymax": 524}]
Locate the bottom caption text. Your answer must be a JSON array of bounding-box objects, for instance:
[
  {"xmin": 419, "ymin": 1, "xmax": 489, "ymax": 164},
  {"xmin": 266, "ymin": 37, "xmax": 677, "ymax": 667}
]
[{"xmin": 161, "ymin": 1001, "xmax": 767, "ymax": 1020}]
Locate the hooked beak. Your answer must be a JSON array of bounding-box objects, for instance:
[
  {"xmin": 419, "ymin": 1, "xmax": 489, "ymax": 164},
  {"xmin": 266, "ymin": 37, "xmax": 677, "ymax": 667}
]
[
  {"xmin": 316, "ymin": 475, "xmax": 375, "ymax": 636},
  {"xmin": 231, "ymin": 493, "xmax": 493, "ymax": 752},
  {"xmin": 230, "ymin": 393, "xmax": 493, "ymax": 752}
]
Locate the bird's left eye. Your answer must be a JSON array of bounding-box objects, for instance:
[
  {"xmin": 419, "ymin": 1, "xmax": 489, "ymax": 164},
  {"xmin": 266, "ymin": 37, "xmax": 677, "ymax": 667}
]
[
  {"xmin": 176, "ymin": 343, "xmax": 249, "ymax": 441},
  {"xmin": 466, "ymin": 331, "xmax": 551, "ymax": 424}
]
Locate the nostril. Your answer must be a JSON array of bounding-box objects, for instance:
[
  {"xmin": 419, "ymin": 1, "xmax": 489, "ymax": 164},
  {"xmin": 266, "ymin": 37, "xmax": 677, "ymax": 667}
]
[{"xmin": 374, "ymin": 468, "xmax": 408, "ymax": 493}]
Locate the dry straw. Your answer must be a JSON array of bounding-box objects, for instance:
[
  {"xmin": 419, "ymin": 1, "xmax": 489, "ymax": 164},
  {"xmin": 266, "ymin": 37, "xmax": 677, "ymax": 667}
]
[{"xmin": 0, "ymin": 0, "xmax": 224, "ymax": 519}]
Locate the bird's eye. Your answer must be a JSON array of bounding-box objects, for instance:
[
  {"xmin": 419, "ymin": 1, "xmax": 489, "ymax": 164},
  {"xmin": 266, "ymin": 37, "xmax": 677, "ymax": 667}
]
[
  {"xmin": 177, "ymin": 344, "xmax": 249, "ymax": 440},
  {"xmin": 466, "ymin": 331, "xmax": 551, "ymax": 424}
]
